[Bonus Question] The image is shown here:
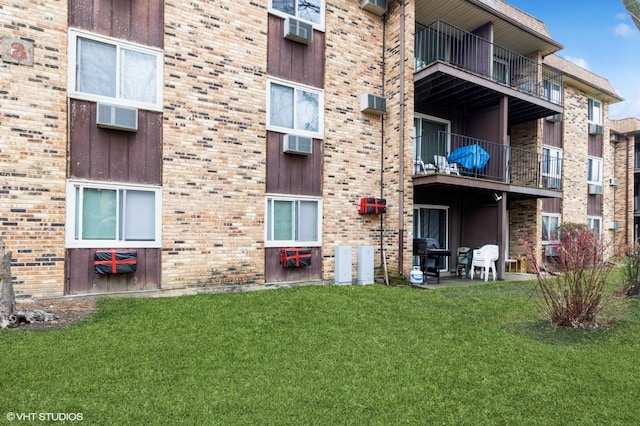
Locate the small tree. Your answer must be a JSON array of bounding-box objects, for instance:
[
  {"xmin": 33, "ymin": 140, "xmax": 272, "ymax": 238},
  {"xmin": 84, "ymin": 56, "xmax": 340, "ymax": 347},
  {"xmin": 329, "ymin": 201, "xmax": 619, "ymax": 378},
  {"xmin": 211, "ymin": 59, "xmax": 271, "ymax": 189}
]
[
  {"xmin": 526, "ymin": 225, "xmax": 618, "ymax": 329},
  {"xmin": 0, "ymin": 237, "xmax": 16, "ymax": 328}
]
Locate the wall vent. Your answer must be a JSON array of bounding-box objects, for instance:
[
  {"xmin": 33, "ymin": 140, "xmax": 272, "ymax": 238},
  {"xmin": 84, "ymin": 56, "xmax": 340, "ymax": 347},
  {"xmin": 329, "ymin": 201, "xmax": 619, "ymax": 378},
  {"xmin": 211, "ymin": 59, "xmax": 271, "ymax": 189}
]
[
  {"xmin": 284, "ymin": 16, "xmax": 313, "ymax": 45},
  {"xmin": 545, "ymin": 113, "xmax": 562, "ymax": 122},
  {"xmin": 360, "ymin": 0, "xmax": 388, "ymax": 15},
  {"xmin": 96, "ymin": 103, "xmax": 138, "ymax": 132},
  {"xmin": 588, "ymin": 184, "xmax": 603, "ymax": 195},
  {"xmin": 283, "ymin": 134, "xmax": 313, "ymax": 155},
  {"xmin": 609, "ymin": 177, "xmax": 619, "ymax": 186},
  {"xmin": 588, "ymin": 123, "xmax": 603, "ymax": 135},
  {"xmin": 360, "ymin": 93, "xmax": 386, "ymax": 115}
]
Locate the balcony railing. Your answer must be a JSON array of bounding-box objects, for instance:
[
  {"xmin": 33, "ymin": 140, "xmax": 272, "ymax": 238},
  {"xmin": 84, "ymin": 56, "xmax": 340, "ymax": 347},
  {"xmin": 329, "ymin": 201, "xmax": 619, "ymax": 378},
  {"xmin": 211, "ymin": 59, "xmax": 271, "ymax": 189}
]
[
  {"xmin": 415, "ymin": 20, "xmax": 563, "ymax": 106},
  {"xmin": 413, "ymin": 131, "xmax": 562, "ymax": 190}
]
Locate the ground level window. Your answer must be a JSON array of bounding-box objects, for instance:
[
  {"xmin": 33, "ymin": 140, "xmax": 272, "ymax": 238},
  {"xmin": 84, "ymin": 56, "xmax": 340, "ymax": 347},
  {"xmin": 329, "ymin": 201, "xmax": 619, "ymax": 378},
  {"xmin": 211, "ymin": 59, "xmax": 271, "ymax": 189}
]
[
  {"xmin": 542, "ymin": 214, "xmax": 561, "ymax": 243},
  {"xmin": 587, "ymin": 216, "xmax": 602, "ymax": 236},
  {"xmin": 66, "ymin": 180, "xmax": 162, "ymax": 248},
  {"xmin": 266, "ymin": 196, "xmax": 321, "ymax": 247}
]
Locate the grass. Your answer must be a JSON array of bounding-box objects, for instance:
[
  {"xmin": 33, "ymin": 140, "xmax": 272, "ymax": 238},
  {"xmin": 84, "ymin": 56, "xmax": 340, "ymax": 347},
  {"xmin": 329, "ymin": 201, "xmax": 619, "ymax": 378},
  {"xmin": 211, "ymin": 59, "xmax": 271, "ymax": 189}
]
[{"xmin": 1, "ymin": 281, "xmax": 640, "ymax": 425}]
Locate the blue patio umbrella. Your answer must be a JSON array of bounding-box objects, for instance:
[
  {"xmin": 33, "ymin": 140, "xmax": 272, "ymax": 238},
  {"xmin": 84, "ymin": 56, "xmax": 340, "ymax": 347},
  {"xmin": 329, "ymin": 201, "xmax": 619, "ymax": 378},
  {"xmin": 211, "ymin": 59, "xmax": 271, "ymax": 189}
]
[{"xmin": 446, "ymin": 143, "xmax": 490, "ymax": 171}]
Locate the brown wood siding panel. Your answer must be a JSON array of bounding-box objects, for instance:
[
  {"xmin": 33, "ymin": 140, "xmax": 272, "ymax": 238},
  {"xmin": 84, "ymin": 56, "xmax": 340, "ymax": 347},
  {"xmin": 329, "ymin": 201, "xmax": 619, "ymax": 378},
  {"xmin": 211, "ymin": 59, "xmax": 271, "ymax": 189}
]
[
  {"xmin": 70, "ymin": 0, "xmax": 163, "ymax": 48},
  {"xmin": 542, "ymin": 198, "xmax": 561, "ymax": 213},
  {"xmin": 66, "ymin": 248, "xmax": 161, "ymax": 294},
  {"xmin": 588, "ymin": 135, "xmax": 603, "ymax": 157},
  {"xmin": 587, "ymin": 194, "xmax": 602, "ymax": 216},
  {"xmin": 264, "ymin": 247, "xmax": 322, "ymax": 282},
  {"xmin": 266, "ymin": 132, "xmax": 322, "ymax": 195},
  {"xmin": 543, "ymin": 120, "xmax": 562, "ymax": 148},
  {"xmin": 69, "ymin": 100, "xmax": 162, "ymax": 185},
  {"xmin": 267, "ymin": 14, "xmax": 325, "ymax": 88}
]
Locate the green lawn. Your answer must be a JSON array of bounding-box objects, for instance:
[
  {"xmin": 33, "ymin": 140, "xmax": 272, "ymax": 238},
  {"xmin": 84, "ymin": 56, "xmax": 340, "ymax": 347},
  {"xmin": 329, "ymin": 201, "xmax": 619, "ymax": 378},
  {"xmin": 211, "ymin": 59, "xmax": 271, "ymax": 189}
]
[{"xmin": 1, "ymin": 282, "xmax": 639, "ymax": 425}]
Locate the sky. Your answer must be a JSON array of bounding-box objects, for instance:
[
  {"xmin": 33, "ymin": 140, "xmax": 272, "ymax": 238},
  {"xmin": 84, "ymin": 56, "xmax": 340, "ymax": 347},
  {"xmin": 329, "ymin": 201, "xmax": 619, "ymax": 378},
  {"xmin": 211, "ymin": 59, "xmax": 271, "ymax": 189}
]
[{"xmin": 507, "ymin": 0, "xmax": 640, "ymax": 120}]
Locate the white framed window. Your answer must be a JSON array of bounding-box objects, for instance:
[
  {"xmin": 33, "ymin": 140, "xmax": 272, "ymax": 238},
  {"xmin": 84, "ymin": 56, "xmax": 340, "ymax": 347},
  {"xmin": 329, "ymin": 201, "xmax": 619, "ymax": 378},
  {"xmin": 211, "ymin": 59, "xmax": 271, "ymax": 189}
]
[
  {"xmin": 588, "ymin": 156, "xmax": 603, "ymax": 185},
  {"xmin": 265, "ymin": 195, "xmax": 322, "ymax": 247},
  {"xmin": 269, "ymin": 0, "xmax": 325, "ymax": 30},
  {"xmin": 587, "ymin": 216, "xmax": 602, "ymax": 236},
  {"xmin": 588, "ymin": 98, "xmax": 602, "ymax": 125},
  {"xmin": 267, "ymin": 79, "xmax": 323, "ymax": 139},
  {"xmin": 66, "ymin": 180, "xmax": 162, "ymax": 248},
  {"xmin": 542, "ymin": 213, "xmax": 561, "ymax": 243},
  {"xmin": 542, "ymin": 146, "xmax": 562, "ymax": 189},
  {"xmin": 67, "ymin": 29, "xmax": 164, "ymax": 111},
  {"xmin": 544, "ymin": 79, "xmax": 562, "ymax": 104}
]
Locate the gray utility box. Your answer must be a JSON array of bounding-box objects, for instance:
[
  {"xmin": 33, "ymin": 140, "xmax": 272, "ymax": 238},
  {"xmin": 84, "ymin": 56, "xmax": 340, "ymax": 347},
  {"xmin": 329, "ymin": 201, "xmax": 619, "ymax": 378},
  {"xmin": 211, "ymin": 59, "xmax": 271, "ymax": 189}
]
[
  {"xmin": 357, "ymin": 246, "xmax": 374, "ymax": 285},
  {"xmin": 335, "ymin": 246, "xmax": 352, "ymax": 285}
]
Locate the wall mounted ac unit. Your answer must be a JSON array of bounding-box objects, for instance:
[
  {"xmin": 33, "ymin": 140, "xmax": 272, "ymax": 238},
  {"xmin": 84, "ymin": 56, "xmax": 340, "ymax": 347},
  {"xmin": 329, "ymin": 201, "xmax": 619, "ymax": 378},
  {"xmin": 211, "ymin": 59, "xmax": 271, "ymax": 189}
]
[
  {"xmin": 360, "ymin": 0, "xmax": 388, "ymax": 15},
  {"xmin": 609, "ymin": 177, "xmax": 619, "ymax": 186},
  {"xmin": 284, "ymin": 16, "xmax": 313, "ymax": 45},
  {"xmin": 545, "ymin": 113, "xmax": 562, "ymax": 122},
  {"xmin": 544, "ymin": 245, "xmax": 558, "ymax": 257},
  {"xmin": 283, "ymin": 134, "xmax": 313, "ymax": 155},
  {"xmin": 609, "ymin": 221, "xmax": 620, "ymax": 230},
  {"xmin": 96, "ymin": 103, "xmax": 138, "ymax": 132},
  {"xmin": 588, "ymin": 184, "xmax": 603, "ymax": 194},
  {"xmin": 588, "ymin": 123, "xmax": 603, "ymax": 135},
  {"xmin": 360, "ymin": 93, "xmax": 386, "ymax": 115},
  {"xmin": 610, "ymin": 133, "xmax": 620, "ymax": 142}
]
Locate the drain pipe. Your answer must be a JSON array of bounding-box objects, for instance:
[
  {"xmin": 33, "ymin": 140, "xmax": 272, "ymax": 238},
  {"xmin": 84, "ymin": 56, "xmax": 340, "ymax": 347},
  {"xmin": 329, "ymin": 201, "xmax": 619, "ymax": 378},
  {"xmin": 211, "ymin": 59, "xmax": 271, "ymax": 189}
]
[
  {"xmin": 381, "ymin": 13, "xmax": 387, "ymax": 264},
  {"xmin": 397, "ymin": 0, "xmax": 406, "ymax": 274}
]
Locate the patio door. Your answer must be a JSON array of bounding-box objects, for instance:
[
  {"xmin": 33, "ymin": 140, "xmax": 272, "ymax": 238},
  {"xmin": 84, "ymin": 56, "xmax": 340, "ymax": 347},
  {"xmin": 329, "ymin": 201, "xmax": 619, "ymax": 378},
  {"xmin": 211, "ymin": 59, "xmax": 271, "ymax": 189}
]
[
  {"xmin": 413, "ymin": 205, "xmax": 449, "ymax": 270},
  {"xmin": 414, "ymin": 115, "xmax": 449, "ymax": 168}
]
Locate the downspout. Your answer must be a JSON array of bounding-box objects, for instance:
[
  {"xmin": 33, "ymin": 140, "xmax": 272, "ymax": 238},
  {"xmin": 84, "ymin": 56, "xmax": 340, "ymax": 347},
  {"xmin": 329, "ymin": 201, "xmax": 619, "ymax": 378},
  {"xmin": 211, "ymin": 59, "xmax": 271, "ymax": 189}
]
[
  {"xmin": 397, "ymin": 0, "xmax": 406, "ymax": 274},
  {"xmin": 627, "ymin": 136, "xmax": 631, "ymax": 246},
  {"xmin": 381, "ymin": 13, "xmax": 387, "ymax": 262}
]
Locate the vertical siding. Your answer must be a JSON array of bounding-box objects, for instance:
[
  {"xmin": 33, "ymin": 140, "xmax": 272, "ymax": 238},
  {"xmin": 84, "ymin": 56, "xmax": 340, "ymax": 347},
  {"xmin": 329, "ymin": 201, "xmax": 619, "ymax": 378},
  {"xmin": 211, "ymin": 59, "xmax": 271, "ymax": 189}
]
[{"xmin": 266, "ymin": 133, "xmax": 323, "ymax": 195}]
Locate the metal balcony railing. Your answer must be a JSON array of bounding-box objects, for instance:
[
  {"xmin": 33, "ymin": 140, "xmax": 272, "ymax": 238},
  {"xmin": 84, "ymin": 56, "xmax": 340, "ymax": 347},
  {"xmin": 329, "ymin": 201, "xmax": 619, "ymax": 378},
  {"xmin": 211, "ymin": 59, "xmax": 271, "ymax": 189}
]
[
  {"xmin": 413, "ymin": 131, "xmax": 562, "ymax": 190},
  {"xmin": 415, "ymin": 20, "xmax": 563, "ymax": 106}
]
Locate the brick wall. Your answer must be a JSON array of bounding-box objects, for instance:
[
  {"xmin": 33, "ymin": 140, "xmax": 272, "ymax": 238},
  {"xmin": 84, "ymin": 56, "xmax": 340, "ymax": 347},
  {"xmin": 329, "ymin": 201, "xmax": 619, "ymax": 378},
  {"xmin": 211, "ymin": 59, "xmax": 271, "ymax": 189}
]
[
  {"xmin": 0, "ymin": 1, "xmax": 68, "ymax": 298},
  {"xmin": 161, "ymin": 1, "xmax": 269, "ymax": 289}
]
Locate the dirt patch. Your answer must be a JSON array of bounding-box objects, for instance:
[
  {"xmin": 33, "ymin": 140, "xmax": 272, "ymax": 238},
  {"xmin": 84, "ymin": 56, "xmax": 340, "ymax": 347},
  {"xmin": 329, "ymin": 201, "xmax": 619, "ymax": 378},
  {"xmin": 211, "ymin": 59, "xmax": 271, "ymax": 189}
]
[{"xmin": 8, "ymin": 299, "xmax": 97, "ymax": 330}]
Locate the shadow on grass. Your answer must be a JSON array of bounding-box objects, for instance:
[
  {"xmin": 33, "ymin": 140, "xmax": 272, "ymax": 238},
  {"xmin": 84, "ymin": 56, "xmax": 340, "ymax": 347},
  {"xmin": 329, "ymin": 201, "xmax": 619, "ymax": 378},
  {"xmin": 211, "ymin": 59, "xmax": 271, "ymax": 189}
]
[{"xmin": 506, "ymin": 319, "xmax": 621, "ymax": 347}]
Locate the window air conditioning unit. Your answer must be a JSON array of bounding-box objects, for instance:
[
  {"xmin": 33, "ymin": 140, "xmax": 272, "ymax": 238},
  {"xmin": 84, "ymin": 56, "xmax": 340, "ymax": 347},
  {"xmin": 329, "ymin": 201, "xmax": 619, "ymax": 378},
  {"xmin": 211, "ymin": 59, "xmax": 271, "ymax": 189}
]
[
  {"xmin": 588, "ymin": 123, "xmax": 603, "ymax": 135},
  {"xmin": 609, "ymin": 221, "xmax": 620, "ymax": 230},
  {"xmin": 609, "ymin": 177, "xmax": 619, "ymax": 186},
  {"xmin": 96, "ymin": 103, "xmax": 138, "ymax": 132},
  {"xmin": 544, "ymin": 245, "xmax": 558, "ymax": 257},
  {"xmin": 610, "ymin": 133, "xmax": 620, "ymax": 142},
  {"xmin": 546, "ymin": 113, "xmax": 562, "ymax": 122},
  {"xmin": 284, "ymin": 16, "xmax": 313, "ymax": 45},
  {"xmin": 360, "ymin": 93, "xmax": 386, "ymax": 115},
  {"xmin": 283, "ymin": 134, "xmax": 313, "ymax": 155},
  {"xmin": 588, "ymin": 184, "xmax": 603, "ymax": 194},
  {"xmin": 360, "ymin": 0, "xmax": 388, "ymax": 16}
]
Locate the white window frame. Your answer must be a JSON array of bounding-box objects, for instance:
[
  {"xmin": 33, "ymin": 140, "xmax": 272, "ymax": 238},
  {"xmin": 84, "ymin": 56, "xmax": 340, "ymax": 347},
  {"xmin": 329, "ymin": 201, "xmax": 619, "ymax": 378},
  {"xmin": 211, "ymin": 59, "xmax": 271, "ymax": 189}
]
[
  {"xmin": 588, "ymin": 98, "xmax": 602, "ymax": 125},
  {"xmin": 587, "ymin": 156, "xmax": 603, "ymax": 185},
  {"xmin": 67, "ymin": 28, "xmax": 164, "ymax": 112},
  {"xmin": 542, "ymin": 146, "xmax": 562, "ymax": 187},
  {"xmin": 265, "ymin": 195, "xmax": 322, "ymax": 248},
  {"xmin": 267, "ymin": 78, "xmax": 324, "ymax": 139},
  {"xmin": 268, "ymin": 0, "xmax": 325, "ymax": 31},
  {"xmin": 587, "ymin": 216, "xmax": 602, "ymax": 237},
  {"xmin": 66, "ymin": 179, "xmax": 162, "ymax": 249},
  {"xmin": 542, "ymin": 213, "xmax": 561, "ymax": 243}
]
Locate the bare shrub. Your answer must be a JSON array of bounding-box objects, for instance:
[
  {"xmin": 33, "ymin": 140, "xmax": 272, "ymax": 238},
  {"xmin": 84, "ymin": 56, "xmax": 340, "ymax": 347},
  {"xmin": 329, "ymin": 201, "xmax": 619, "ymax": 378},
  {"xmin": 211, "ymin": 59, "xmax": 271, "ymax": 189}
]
[
  {"xmin": 621, "ymin": 244, "xmax": 640, "ymax": 297},
  {"xmin": 526, "ymin": 225, "xmax": 619, "ymax": 330}
]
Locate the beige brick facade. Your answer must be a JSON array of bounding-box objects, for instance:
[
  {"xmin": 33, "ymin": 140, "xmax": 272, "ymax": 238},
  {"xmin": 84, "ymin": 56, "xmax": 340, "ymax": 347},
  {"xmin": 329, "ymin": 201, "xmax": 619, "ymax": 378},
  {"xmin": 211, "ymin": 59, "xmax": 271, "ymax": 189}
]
[{"xmin": 0, "ymin": 1, "xmax": 68, "ymax": 298}]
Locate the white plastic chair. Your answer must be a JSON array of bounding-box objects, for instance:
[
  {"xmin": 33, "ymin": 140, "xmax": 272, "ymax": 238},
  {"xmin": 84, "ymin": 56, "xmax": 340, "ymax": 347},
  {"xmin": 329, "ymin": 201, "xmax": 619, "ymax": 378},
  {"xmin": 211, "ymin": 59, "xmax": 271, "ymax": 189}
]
[
  {"xmin": 471, "ymin": 244, "xmax": 499, "ymax": 282},
  {"xmin": 434, "ymin": 155, "xmax": 460, "ymax": 175}
]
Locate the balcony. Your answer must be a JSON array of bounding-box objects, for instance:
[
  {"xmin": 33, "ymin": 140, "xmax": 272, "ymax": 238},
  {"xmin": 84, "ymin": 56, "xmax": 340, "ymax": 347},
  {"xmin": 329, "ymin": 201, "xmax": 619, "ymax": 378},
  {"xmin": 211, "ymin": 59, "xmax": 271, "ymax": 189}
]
[
  {"xmin": 413, "ymin": 131, "xmax": 562, "ymax": 191},
  {"xmin": 414, "ymin": 21, "xmax": 563, "ymax": 124}
]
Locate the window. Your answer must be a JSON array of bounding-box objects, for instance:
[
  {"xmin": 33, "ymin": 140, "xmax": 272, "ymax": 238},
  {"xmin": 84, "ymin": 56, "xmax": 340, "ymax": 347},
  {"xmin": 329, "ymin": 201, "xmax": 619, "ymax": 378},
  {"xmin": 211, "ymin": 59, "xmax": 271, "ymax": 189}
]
[
  {"xmin": 492, "ymin": 57, "xmax": 509, "ymax": 84},
  {"xmin": 588, "ymin": 98, "xmax": 602, "ymax": 125},
  {"xmin": 66, "ymin": 180, "xmax": 162, "ymax": 248},
  {"xmin": 268, "ymin": 79, "xmax": 323, "ymax": 138},
  {"xmin": 270, "ymin": 0, "xmax": 324, "ymax": 28},
  {"xmin": 543, "ymin": 79, "xmax": 562, "ymax": 104},
  {"xmin": 266, "ymin": 196, "xmax": 321, "ymax": 247},
  {"xmin": 542, "ymin": 214, "xmax": 561, "ymax": 243},
  {"xmin": 542, "ymin": 146, "xmax": 562, "ymax": 189},
  {"xmin": 68, "ymin": 29, "xmax": 163, "ymax": 111},
  {"xmin": 587, "ymin": 217, "xmax": 602, "ymax": 236},
  {"xmin": 588, "ymin": 156, "xmax": 603, "ymax": 184}
]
